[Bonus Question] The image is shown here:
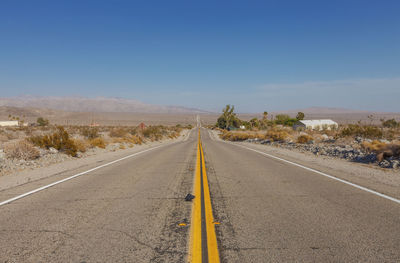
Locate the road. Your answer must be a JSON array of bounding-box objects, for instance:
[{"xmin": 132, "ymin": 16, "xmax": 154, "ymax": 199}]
[{"xmin": 0, "ymin": 128, "xmax": 399, "ymax": 262}]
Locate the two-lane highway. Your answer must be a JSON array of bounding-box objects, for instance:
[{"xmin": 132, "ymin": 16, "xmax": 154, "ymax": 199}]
[{"xmin": 0, "ymin": 127, "xmax": 399, "ymax": 262}]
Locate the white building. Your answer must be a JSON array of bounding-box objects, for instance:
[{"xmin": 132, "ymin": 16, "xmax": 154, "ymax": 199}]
[
  {"xmin": 0, "ymin": 121, "xmax": 19, "ymax": 127},
  {"xmin": 293, "ymin": 119, "xmax": 338, "ymax": 131}
]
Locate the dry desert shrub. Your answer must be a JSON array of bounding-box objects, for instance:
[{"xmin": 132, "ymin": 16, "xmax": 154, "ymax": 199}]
[
  {"xmin": 72, "ymin": 138, "xmax": 89, "ymax": 153},
  {"xmin": 361, "ymin": 141, "xmax": 400, "ymax": 162},
  {"xmin": 28, "ymin": 126, "xmax": 78, "ymax": 157},
  {"xmin": 111, "ymin": 134, "xmax": 142, "ymax": 145},
  {"xmin": 220, "ymin": 131, "xmax": 264, "ymax": 141},
  {"xmin": 89, "ymin": 137, "xmax": 107, "ymax": 149},
  {"xmin": 168, "ymin": 133, "xmax": 178, "ymax": 139},
  {"xmin": 361, "ymin": 140, "xmax": 387, "ymax": 152},
  {"xmin": 4, "ymin": 140, "xmax": 40, "ymax": 160},
  {"xmin": 80, "ymin": 127, "xmax": 100, "ymax": 139},
  {"xmin": 128, "ymin": 135, "xmax": 142, "ymax": 144},
  {"xmin": 339, "ymin": 124, "xmax": 382, "ymax": 139},
  {"xmin": 297, "ymin": 134, "xmax": 314, "ymax": 144},
  {"xmin": 265, "ymin": 130, "xmax": 289, "ymax": 141},
  {"xmin": 142, "ymin": 126, "xmax": 164, "ymax": 141},
  {"xmin": 109, "ymin": 127, "xmax": 128, "ymax": 138}
]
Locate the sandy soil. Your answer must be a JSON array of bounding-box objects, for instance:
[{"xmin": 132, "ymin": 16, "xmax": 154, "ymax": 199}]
[{"xmin": 0, "ymin": 129, "xmax": 193, "ymax": 192}]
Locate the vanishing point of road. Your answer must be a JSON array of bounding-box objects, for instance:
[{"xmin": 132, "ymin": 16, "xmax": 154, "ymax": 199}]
[{"xmin": 0, "ymin": 127, "xmax": 399, "ymax": 262}]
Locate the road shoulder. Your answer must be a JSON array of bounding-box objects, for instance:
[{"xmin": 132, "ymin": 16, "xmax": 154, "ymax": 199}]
[
  {"xmin": 208, "ymin": 129, "xmax": 400, "ymax": 200},
  {"xmin": 0, "ymin": 129, "xmax": 193, "ymax": 192}
]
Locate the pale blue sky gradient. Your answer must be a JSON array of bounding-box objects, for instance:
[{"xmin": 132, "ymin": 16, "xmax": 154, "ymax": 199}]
[{"xmin": 1, "ymin": 0, "xmax": 399, "ymax": 112}]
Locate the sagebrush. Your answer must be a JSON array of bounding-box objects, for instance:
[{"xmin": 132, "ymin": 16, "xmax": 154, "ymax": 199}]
[
  {"xmin": 4, "ymin": 140, "xmax": 40, "ymax": 160},
  {"xmin": 29, "ymin": 126, "xmax": 78, "ymax": 157}
]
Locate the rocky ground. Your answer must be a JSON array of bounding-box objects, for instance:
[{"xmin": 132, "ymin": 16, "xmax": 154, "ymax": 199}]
[{"xmin": 245, "ymin": 135, "xmax": 400, "ymax": 170}]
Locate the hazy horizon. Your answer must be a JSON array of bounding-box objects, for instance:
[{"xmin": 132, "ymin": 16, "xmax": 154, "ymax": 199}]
[{"xmin": 2, "ymin": 95, "xmax": 400, "ymax": 115}]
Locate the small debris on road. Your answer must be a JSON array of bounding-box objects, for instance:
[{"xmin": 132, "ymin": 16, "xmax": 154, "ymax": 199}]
[{"xmin": 185, "ymin": 193, "xmax": 195, "ymax": 201}]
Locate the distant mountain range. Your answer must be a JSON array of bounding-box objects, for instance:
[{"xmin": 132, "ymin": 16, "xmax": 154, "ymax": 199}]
[
  {"xmin": 0, "ymin": 96, "xmax": 209, "ymax": 114},
  {"xmin": 274, "ymin": 107, "xmax": 371, "ymax": 115}
]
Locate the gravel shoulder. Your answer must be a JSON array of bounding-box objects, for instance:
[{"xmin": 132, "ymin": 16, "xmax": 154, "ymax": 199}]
[
  {"xmin": 209, "ymin": 129, "xmax": 400, "ymax": 199},
  {"xmin": 0, "ymin": 129, "xmax": 193, "ymax": 192}
]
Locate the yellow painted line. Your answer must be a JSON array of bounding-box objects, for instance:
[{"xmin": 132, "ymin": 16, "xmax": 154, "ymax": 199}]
[
  {"xmin": 200, "ymin": 141, "xmax": 220, "ymax": 262},
  {"xmin": 189, "ymin": 129, "xmax": 220, "ymax": 263},
  {"xmin": 190, "ymin": 131, "xmax": 202, "ymax": 263}
]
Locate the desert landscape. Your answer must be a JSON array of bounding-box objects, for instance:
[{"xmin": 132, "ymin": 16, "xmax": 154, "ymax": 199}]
[
  {"xmin": 0, "ymin": 98, "xmax": 198, "ymax": 177},
  {"xmin": 1, "ymin": 1, "xmax": 400, "ymax": 261},
  {"xmin": 1, "ymin": 98, "xmax": 399, "ymax": 181}
]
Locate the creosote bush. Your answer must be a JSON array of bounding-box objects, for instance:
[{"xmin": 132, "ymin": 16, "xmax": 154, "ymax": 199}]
[
  {"xmin": 37, "ymin": 117, "xmax": 49, "ymax": 126},
  {"xmin": 265, "ymin": 130, "xmax": 289, "ymax": 142},
  {"xmin": 339, "ymin": 124, "xmax": 382, "ymax": 139},
  {"xmin": 109, "ymin": 127, "xmax": 128, "ymax": 138},
  {"xmin": 72, "ymin": 138, "xmax": 89, "ymax": 153},
  {"xmin": 28, "ymin": 126, "xmax": 78, "ymax": 157},
  {"xmin": 140, "ymin": 125, "xmax": 182, "ymax": 141},
  {"xmin": 297, "ymin": 134, "xmax": 314, "ymax": 144},
  {"xmin": 80, "ymin": 127, "xmax": 100, "ymax": 139},
  {"xmin": 89, "ymin": 137, "xmax": 106, "ymax": 149},
  {"xmin": 142, "ymin": 126, "xmax": 164, "ymax": 141},
  {"xmin": 4, "ymin": 140, "xmax": 40, "ymax": 160}
]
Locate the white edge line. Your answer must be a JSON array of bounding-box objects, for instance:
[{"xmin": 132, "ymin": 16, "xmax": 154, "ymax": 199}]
[
  {"xmin": 224, "ymin": 141, "xmax": 400, "ymax": 205},
  {"xmin": 0, "ymin": 144, "xmax": 168, "ymax": 207}
]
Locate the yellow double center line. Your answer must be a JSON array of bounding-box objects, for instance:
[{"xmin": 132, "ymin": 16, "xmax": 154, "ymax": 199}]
[{"xmin": 190, "ymin": 130, "xmax": 220, "ymax": 263}]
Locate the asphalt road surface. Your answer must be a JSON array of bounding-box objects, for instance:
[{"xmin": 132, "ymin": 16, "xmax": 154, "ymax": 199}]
[{"xmin": 0, "ymin": 128, "xmax": 399, "ymax": 262}]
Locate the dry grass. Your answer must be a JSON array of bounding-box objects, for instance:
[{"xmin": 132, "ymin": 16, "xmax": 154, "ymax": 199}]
[
  {"xmin": 339, "ymin": 124, "xmax": 383, "ymax": 139},
  {"xmin": 220, "ymin": 129, "xmax": 291, "ymax": 142},
  {"xmin": 72, "ymin": 138, "xmax": 89, "ymax": 153},
  {"xmin": 1, "ymin": 124, "xmax": 187, "ymax": 160},
  {"xmin": 361, "ymin": 140, "xmax": 387, "ymax": 152},
  {"xmin": 265, "ymin": 130, "xmax": 290, "ymax": 142},
  {"xmin": 220, "ymin": 131, "xmax": 263, "ymax": 141},
  {"xmin": 111, "ymin": 134, "xmax": 142, "ymax": 145},
  {"xmin": 88, "ymin": 137, "xmax": 107, "ymax": 149},
  {"xmin": 4, "ymin": 140, "xmax": 40, "ymax": 160}
]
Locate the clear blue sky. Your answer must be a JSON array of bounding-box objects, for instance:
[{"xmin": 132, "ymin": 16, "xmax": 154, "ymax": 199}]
[{"xmin": 1, "ymin": 0, "xmax": 399, "ymax": 112}]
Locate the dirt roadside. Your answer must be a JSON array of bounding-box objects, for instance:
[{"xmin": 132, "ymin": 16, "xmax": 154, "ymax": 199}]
[{"xmin": 0, "ymin": 129, "xmax": 193, "ymax": 192}]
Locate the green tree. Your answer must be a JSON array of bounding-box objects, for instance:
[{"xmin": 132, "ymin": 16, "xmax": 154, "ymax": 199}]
[
  {"xmin": 217, "ymin": 105, "xmax": 239, "ymax": 129},
  {"xmin": 296, "ymin": 112, "xmax": 305, "ymax": 120},
  {"xmin": 381, "ymin": 118, "xmax": 399, "ymax": 128},
  {"xmin": 37, "ymin": 117, "xmax": 49, "ymax": 126},
  {"xmin": 262, "ymin": 111, "xmax": 268, "ymax": 120},
  {"xmin": 275, "ymin": 114, "xmax": 290, "ymax": 125},
  {"xmin": 216, "ymin": 116, "xmax": 227, "ymax": 129},
  {"xmin": 275, "ymin": 114, "xmax": 297, "ymax": 126},
  {"xmin": 259, "ymin": 111, "xmax": 269, "ymax": 129},
  {"xmin": 250, "ymin": 118, "xmax": 259, "ymax": 129}
]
